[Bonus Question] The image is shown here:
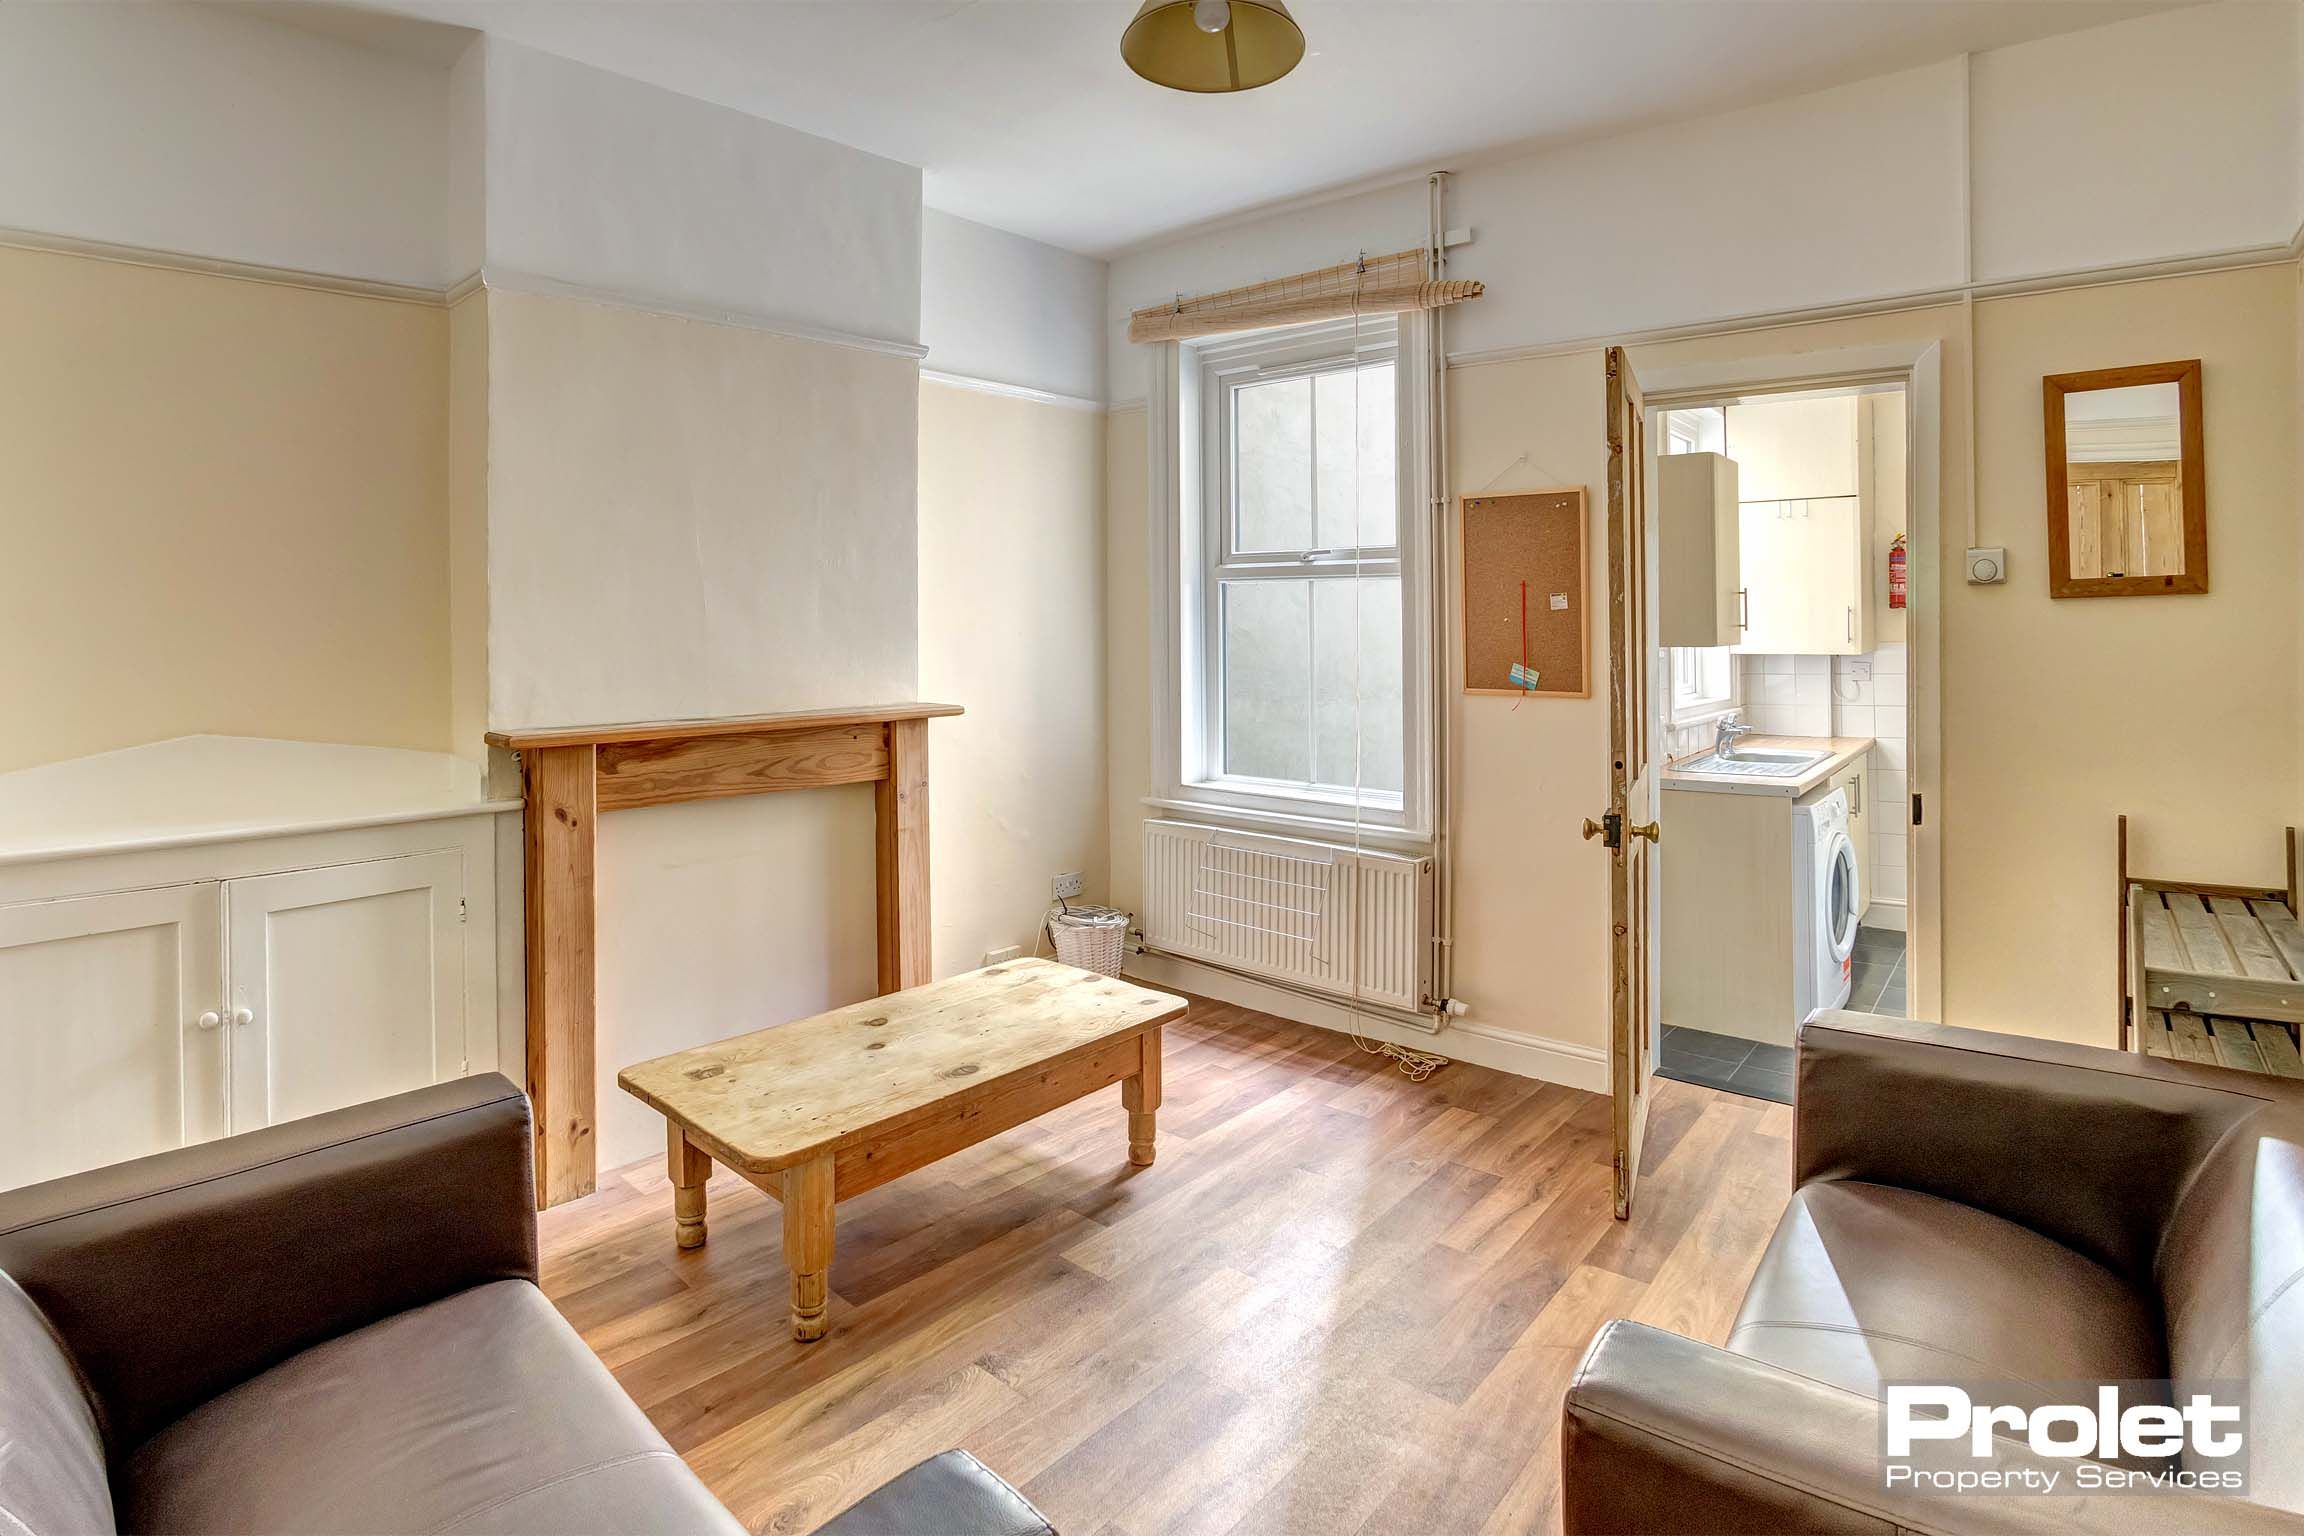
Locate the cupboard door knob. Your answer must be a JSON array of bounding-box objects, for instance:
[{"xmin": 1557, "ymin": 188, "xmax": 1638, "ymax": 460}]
[
  {"xmin": 195, "ymin": 1011, "xmax": 222, "ymax": 1031},
  {"xmin": 231, "ymin": 1007, "xmax": 254, "ymax": 1027}
]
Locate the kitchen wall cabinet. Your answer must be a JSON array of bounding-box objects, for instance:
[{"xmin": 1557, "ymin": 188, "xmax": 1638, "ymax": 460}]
[
  {"xmin": 1659, "ymin": 452, "xmax": 1743, "ymax": 647},
  {"xmin": 0, "ymin": 737, "xmax": 517, "ymax": 1194},
  {"xmin": 1726, "ymin": 395, "xmax": 1858, "ymax": 501},
  {"xmin": 1733, "ymin": 497, "xmax": 1873, "ymax": 657}
]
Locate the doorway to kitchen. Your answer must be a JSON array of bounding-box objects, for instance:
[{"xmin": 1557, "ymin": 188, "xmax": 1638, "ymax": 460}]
[{"xmin": 1646, "ymin": 381, "xmax": 1917, "ymax": 1104}]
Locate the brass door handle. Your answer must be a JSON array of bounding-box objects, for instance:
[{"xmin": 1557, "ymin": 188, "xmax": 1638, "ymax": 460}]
[{"xmin": 1584, "ymin": 812, "xmax": 1654, "ymax": 849}]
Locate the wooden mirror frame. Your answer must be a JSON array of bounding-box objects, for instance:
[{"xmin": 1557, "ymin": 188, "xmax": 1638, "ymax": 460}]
[{"xmin": 2043, "ymin": 358, "xmax": 2207, "ymax": 598}]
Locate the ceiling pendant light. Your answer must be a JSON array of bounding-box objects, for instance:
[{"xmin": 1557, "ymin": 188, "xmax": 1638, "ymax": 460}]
[{"xmin": 1121, "ymin": 0, "xmax": 1304, "ymax": 93}]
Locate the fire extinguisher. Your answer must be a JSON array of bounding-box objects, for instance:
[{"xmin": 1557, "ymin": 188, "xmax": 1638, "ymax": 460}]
[{"xmin": 1888, "ymin": 534, "xmax": 1908, "ymax": 611}]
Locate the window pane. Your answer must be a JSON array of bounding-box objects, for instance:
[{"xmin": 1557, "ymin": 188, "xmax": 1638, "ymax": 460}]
[
  {"xmin": 1668, "ymin": 646, "xmax": 1734, "ymax": 719},
  {"xmin": 1660, "ymin": 405, "xmax": 1726, "ymax": 456},
  {"xmin": 1223, "ymin": 577, "xmax": 1403, "ymax": 794},
  {"xmin": 1314, "ymin": 365, "xmax": 1396, "ymax": 549},
  {"xmin": 1222, "ymin": 580, "xmax": 1311, "ymax": 781},
  {"xmin": 1234, "ymin": 377, "xmax": 1312, "ymax": 552},
  {"xmin": 1312, "ymin": 577, "xmax": 1403, "ymax": 793}
]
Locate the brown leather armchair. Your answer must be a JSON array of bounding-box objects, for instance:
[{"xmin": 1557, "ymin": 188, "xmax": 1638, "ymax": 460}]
[
  {"xmin": 1562, "ymin": 1011, "xmax": 2304, "ymax": 1535},
  {"xmin": 0, "ymin": 1074, "xmax": 1054, "ymax": 1536}
]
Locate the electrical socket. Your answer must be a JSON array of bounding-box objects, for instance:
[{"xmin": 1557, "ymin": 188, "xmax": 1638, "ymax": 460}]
[
  {"xmin": 1051, "ymin": 871, "xmax": 1085, "ymax": 900},
  {"xmin": 983, "ymin": 945, "xmax": 1023, "ymax": 966}
]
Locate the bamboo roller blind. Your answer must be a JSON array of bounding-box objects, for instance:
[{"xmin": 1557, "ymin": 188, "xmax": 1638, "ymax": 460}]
[{"xmin": 1128, "ymin": 248, "xmax": 1484, "ymax": 344}]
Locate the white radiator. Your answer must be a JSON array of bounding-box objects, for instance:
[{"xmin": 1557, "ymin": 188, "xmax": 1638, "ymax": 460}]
[{"xmin": 1141, "ymin": 820, "xmax": 1433, "ymax": 1013}]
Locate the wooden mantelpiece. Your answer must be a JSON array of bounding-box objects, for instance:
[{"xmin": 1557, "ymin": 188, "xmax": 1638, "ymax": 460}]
[{"xmin": 487, "ymin": 702, "xmax": 963, "ymax": 1207}]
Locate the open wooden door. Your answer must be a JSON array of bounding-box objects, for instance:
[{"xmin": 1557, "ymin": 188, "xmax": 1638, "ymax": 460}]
[{"xmin": 1592, "ymin": 345, "xmax": 1658, "ymax": 1220}]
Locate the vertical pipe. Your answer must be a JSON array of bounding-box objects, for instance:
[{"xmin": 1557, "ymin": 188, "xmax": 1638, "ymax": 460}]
[{"xmin": 1427, "ymin": 172, "xmax": 1456, "ymax": 1007}]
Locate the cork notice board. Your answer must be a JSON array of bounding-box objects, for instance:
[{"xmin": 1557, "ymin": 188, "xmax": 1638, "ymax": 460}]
[{"xmin": 1462, "ymin": 488, "xmax": 1588, "ymax": 698}]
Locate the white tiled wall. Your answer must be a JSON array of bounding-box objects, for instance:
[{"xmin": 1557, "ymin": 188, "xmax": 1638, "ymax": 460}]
[
  {"xmin": 1734, "ymin": 654, "xmax": 1835, "ymax": 738},
  {"xmin": 1660, "ymin": 711, "xmax": 1714, "ymax": 761}
]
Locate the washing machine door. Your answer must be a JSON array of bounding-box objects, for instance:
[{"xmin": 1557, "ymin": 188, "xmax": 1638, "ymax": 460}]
[{"xmin": 1824, "ymin": 831, "xmax": 1860, "ymax": 962}]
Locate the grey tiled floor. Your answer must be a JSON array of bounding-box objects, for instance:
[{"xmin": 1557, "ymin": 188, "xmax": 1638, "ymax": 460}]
[
  {"xmin": 1657, "ymin": 1024, "xmax": 1794, "ymax": 1105},
  {"xmin": 1845, "ymin": 925, "xmax": 1908, "ymax": 1016},
  {"xmin": 1656, "ymin": 925, "xmax": 1908, "ymax": 1105},
  {"xmin": 1658, "ymin": 925, "xmax": 1907, "ymax": 1105}
]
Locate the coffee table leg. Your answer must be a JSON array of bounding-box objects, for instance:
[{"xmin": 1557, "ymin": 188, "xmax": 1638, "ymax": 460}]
[
  {"xmin": 668, "ymin": 1124, "xmax": 711, "ymax": 1250},
  {"xmin": 1124, "ymin": 1026, "xmax": 1163, "ymax": 1167},
  {"xmin": 784, "ymin": 1152, "xmax": 836, "ymax": 1342}
]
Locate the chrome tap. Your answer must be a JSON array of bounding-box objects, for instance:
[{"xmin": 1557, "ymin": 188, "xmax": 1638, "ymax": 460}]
[{"xmin": 1716, "ymin": 712, "xmax": 1755, "ymax": 760}]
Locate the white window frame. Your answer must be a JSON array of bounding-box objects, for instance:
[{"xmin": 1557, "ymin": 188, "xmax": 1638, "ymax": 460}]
[
  {"xmin": 1666, "ymin": 646, "xmax": 1740, "ymax": 727},
  {"xmin": 1147, "ymin": 314, "xmax": 1435, "ymax": 844}
]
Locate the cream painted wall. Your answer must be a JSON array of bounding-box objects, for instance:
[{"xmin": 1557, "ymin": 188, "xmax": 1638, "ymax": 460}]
[
  {"xmin": 1867, "ymin": 392, "xmax": 1910, "ymax": 649},
  {"xmin": 0, "ymin": 245, "xmax": 450, "ymax": 773},
  {"xmin": 593, "ymin": 788, "xmax": 880, "ymax": 1170},
  {"xmin": 1105, "ymin": 407, "xmax": 1152, "ymax": 927},
  {"xmin": 453, "ymin": 42, "xmax": 935, "ymax": 1173},
  {"xmin": 1442, "ymin": 355, "xmax": 1615, "ymax": 1052},
  {"xmin": 480, "ymin": 289, "xmax": 923, "ymax": 1167},
  {"xmin": 1956, "ymin": 264, "xmax": 2300, "ymax": 1043},
  {"xmin": 918, "ymin": 381, "xmax": 1107, "ymax": 973},
  {"xmin": 447, "ymin": 292, "xmax": 489, "ymax": 760},
  {"xmin": 482, "ymin": 288, "xmax": 920, "ymax": 729}
]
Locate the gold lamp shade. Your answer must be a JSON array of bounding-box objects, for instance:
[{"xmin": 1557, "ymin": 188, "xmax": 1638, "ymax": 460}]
[{"xmin": 1121, "ymin": 0, "xmax": 1304, "ymax": 93}]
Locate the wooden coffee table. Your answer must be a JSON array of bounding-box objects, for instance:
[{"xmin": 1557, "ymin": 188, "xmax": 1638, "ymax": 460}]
[{"xmin": 617, "ymin": 958, "xmax": 1185, "ymax": 1341}]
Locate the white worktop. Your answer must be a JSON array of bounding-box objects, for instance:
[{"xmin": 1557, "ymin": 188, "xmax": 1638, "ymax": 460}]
[
  {"xmin": 1660, "ymin": 734, "xmax": 1874, "ymax": 799},
  {"xmin": 0, "ymin": 736, "xmax": 519, "ymax": 866}
]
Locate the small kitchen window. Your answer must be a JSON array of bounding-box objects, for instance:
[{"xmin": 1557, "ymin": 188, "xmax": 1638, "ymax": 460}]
[{"xmin": 1667, "ymin": 646, "xmax": 1738, "ymax": 725}]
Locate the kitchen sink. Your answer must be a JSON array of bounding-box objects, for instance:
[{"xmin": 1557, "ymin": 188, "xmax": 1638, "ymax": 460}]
[{"xmin": 1676, "ymin": 748, "xmax": 1829, "ymax": 777}]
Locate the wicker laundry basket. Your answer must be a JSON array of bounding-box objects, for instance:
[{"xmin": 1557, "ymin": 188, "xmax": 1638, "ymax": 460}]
[{"xmin": 1047, "ymin": 904, "xmax": 1130, "ymax": 977}]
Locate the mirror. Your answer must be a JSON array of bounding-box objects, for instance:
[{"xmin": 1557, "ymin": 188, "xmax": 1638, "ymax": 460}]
[{"xmin": 2045, "ymin": 359, "xmax": 2206, "ymax": 597}]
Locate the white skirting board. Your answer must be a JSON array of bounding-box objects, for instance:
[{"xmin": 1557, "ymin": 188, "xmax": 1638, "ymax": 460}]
[
  {"xmin": 1861, "ymin": 897, "xmax": 1908, "ymax": 933},
  {"xmin": 1125, "ymin": 951, "xmax": 1609, "ymax": 1096}
]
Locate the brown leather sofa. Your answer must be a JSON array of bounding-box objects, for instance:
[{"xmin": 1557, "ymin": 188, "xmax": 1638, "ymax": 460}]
[
  {"xmin": 0, "ymin": 1073, "xmax": 1055, "ymax": 1536},
  {"xmin": 1563, "ymin": 1011, "xmax": 2304, "ymax": 1535}
]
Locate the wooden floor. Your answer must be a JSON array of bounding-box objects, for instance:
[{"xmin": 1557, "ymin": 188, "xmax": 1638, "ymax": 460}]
[{"xmin": 539, "ymin": 999, "xmax": 1793, "ymax": 1536}]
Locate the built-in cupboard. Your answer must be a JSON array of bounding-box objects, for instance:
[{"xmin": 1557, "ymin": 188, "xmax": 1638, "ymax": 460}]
[{"xmin": 0, "ymin": 740, "xmax": 514, "ymax": 1194}]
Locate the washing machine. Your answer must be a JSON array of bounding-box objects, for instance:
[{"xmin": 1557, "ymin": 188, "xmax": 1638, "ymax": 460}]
[{"xmin": 1792, "ymin": 784, "xmax": 1860, "ymax": 1020}]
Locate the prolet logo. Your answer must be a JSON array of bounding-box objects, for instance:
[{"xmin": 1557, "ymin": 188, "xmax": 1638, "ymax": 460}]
[{"xmin": 1881, "ymin": 1382, "xmax": 2248, "ymax": 1496}]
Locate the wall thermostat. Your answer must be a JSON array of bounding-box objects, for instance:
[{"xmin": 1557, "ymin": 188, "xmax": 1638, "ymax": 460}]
[{"xmin": 1965, "ymin": 547, "xmax": 2007, "ymax": 585}]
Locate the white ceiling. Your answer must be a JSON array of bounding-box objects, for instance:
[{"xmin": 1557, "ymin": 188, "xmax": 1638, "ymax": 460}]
[{"xmin": 301, "ymin": 0, "xmax": 2183, "ymax": 258}]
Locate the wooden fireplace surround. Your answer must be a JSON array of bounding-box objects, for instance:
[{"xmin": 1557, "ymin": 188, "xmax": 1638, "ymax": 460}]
[{"xmin": 487, "ymin": 702, "xmax": 963, "ymax": 1206}]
